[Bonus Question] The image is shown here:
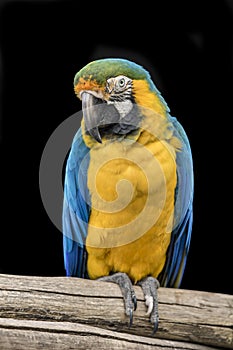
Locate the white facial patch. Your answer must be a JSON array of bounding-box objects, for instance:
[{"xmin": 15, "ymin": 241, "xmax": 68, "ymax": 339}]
[{"xmin": 114, "ymin": 100, "xmax": 133, "ymax": 119}]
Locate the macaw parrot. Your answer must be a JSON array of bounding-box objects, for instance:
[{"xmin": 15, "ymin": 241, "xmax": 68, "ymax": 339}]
[{"xmin": 62, "ymin": 58, "xmax": 194, "ymax": 332}]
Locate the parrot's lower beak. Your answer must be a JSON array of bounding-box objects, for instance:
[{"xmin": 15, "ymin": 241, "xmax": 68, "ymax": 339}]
[{"xmin": 81, "ymin": 91, "xmax": 103, "ymax": 143}]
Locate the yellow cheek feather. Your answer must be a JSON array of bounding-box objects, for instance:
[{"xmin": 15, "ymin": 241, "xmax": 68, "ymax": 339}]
[{"xmin": 132, "ymin": 80, "xmax": 167, "ymax": 117}]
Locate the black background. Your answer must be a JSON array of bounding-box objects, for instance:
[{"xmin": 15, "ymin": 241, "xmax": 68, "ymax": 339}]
[{"xmin": 0, "ymin": 0, "xmax": 233, "ymax": 295}]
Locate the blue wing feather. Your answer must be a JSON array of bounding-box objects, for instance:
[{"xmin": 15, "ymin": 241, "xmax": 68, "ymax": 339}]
[
  {"xmin": 62, "ymin": 127, "xmax": 90, "ymax": 278},
  {"xmin": 159, "ymin": 116, "xmax": 194, "ymax": 288}
]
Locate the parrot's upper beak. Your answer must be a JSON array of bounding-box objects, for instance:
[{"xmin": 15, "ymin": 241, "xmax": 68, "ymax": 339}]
[{"xmin": 81, "ymin": 91, "xmax": 103, "ymax": 143}]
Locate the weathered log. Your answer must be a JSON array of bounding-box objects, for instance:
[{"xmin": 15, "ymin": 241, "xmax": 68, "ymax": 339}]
[{"xmin": 0, "ymin": 274, "xmax": 232, "ymax": 350}]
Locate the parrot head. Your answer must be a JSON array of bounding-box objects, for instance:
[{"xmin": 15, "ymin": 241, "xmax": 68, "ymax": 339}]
[{"xmin": 74, "ymin": 58, "xmax": 169, "ymax": 143}]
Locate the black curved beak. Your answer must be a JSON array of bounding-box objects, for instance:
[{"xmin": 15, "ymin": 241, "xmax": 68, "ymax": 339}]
[{"xmin": 81, "ymin": 91, "xmax": 102, "ymax": 143}]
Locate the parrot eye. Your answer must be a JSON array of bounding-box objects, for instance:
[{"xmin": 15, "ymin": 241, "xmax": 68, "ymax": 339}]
[
  {"xmin": 118, "ymin": 78, "xmax": 125, "ymax": 88},
  {"xmin": 106, "ymin": 75, "xmax": 132, "ymax": 102},
  {"xmin": 114, "ymin": 75, "xmax": 131, "ymax": 92}
]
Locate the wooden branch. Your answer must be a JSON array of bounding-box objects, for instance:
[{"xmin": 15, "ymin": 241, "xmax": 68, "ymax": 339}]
[{"xmin": 0, "ymin": 274, "xmax": 232, "ymax": 350}]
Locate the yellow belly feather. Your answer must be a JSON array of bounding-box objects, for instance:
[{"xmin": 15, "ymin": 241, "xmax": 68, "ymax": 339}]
[{"xmin": 83, "ymin": 113, "xmax": 178, "ymax": 283}]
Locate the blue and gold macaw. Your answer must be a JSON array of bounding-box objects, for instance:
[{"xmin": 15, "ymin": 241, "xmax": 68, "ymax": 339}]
[{"xmin": 62, "ymin": 58, "xmax": 194, "ymax": 332}]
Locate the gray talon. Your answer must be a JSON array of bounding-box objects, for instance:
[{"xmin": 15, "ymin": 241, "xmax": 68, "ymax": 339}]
[
  {"xmin": 98, "ymin": 272, "xmax": 136, "ymax": 326},
  {"xmin": 137, "ymin": 276, "xmax": 160, "ymax": 333}
]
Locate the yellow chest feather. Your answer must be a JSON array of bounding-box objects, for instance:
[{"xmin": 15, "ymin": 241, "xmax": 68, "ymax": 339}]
[{"xmin": 84, "ymin": 116, "xmax": 178, "ymax": 283}]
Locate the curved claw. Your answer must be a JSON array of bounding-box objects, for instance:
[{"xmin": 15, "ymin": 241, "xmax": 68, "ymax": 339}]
[
  {"xmin": 129, "ymin": 308, "xmax": 133, "ymax": 327},
  {"xmin": 132, "ymin": 293, "xmax": 137, "ymax": 311},
  {"xmin": 153, "ymin": 320, "xmax": 159, "ymax": 335}
]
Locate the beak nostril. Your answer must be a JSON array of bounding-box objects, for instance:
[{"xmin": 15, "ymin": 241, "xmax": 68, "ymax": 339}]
[
  {"xmin": 105, "ymin": 85, "xmax": 112, "ymax": 94},
  {"xmin": 106, "ymin": 79, "xmax": 114, "ymax": 94}
]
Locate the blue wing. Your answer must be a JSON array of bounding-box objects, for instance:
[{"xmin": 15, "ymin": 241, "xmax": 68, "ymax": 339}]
[
  {"xmin": 62, "ymin": 118, "xmax": 193, "ymax": 286},
  {"xmin": 159, "ymin": 116, "xmax": 194, "ymax": 288},
  {"xmin": 62, "ymin": 127, "xmax": 91, "ymax": 278}
]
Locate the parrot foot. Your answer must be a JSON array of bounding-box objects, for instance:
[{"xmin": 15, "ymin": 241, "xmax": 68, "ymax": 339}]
[
  {"xmin": 98, "ymin": 272, "xmax": 137, "ymax": 327},
  {"xmin": 137, "ymin": 276, "xmax": 160, "ymax": 334}
]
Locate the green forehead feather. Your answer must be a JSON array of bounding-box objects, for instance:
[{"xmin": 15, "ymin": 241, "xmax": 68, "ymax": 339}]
[{"xmin": 73, "ymin": 58, "xmax": 155, "ymax": 89}]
